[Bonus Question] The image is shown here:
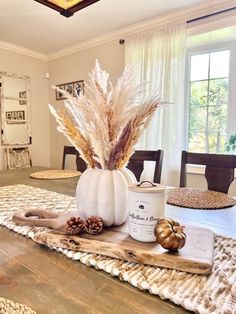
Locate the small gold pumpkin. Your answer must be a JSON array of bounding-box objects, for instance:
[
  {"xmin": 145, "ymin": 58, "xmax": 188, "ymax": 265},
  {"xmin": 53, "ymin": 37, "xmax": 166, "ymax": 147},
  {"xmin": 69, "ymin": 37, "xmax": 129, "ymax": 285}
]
[{"xmin": 154, "ymin": 218, "xmax": 186, "ymax": 251}]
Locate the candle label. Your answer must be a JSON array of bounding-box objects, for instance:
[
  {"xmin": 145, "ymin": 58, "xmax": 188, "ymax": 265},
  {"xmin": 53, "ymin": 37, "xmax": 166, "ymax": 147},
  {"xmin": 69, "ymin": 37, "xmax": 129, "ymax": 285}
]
[{"xmin": 128, "ymin": 192, "xmax": 166, "ymax": 242}]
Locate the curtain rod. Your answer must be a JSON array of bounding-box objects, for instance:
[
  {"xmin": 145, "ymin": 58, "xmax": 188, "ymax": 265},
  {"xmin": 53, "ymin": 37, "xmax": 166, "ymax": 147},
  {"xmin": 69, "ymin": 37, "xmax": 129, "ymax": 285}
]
[{"xmin": 187, "ymin": 6, "xmax": 236, "ymax": 24}]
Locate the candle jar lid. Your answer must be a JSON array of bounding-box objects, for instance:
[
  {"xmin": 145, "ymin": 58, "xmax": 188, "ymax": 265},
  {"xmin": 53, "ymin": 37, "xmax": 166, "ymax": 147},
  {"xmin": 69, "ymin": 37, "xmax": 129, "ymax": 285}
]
[{"xmin": 128, "ymin": 181, "xmax": 166, "ymax": 194}]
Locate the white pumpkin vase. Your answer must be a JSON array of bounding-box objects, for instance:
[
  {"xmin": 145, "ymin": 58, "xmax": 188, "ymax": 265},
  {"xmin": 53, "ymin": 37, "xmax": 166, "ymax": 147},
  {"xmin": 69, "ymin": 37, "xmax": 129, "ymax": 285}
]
[
  {"xmin": 49, "ymin": 61, "xmax": 163, "ymax": 227},
  {"xmin": 76, "ymin": 168, "xmax": 136, "ymax": 226}
]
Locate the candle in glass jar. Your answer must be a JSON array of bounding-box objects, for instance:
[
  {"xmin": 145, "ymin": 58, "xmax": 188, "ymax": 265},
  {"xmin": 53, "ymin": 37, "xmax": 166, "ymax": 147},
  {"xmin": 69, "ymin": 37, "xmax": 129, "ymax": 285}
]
[{"xmin": 128, "ymin": 181, "xmax": 166, "ymax": 242}]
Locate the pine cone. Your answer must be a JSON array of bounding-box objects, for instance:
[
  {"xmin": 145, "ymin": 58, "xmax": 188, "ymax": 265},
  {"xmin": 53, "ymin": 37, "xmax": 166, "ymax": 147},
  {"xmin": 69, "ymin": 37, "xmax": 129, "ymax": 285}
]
[
  {"xmin": 84, "ymin": 216, "xmax": 103, "ymax": 235},
  {"xmin": 66, "ymin": 216, "xmax": 84, "ymax": 235}
]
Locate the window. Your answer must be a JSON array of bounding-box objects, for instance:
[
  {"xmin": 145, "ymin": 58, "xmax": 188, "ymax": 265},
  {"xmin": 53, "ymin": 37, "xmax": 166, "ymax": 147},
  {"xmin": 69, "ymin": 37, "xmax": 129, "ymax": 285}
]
[{"xmin": 186, "ymin": 48, "xmax": 231, "ymax": 153}]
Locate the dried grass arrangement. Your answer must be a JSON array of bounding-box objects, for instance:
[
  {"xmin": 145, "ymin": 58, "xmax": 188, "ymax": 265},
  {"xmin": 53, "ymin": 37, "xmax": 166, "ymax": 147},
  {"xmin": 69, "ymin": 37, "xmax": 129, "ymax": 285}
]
[{"xmin": 49, "ymin": 61, "xmax": 164, "ymax": 170}]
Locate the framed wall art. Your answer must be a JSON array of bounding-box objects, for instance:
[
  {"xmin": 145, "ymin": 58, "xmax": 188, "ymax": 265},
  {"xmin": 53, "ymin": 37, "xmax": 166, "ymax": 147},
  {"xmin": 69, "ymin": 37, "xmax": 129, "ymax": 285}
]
[
  {"xmin": 19, "ymin": 91, "xmax": 27, "ymax": 105},
  {"xmin": 6, "ymin": 110, "xmax": 25, "ymax": 124},
  {"xmin": 56, "ymin": 80, "xmax": 84, "ymax": 100}
]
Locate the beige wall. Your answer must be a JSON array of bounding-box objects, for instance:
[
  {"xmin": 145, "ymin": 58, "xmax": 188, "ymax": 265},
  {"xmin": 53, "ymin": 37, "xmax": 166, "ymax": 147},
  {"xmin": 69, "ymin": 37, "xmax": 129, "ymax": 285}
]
[
  {"xmin": 48, "ymin": 40, "xmax": 125, "ymax": 168},
  {"xmin": 0, "ymin": 48, "xmax": 51, "ymax": 169}
]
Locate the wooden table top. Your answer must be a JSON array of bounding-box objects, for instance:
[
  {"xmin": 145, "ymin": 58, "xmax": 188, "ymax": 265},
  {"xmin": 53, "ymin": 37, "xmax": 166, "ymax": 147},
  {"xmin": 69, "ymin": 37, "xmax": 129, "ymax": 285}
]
[{"xmin": 0, "ymin": 166, "xmax": 236, "ymax": 314}]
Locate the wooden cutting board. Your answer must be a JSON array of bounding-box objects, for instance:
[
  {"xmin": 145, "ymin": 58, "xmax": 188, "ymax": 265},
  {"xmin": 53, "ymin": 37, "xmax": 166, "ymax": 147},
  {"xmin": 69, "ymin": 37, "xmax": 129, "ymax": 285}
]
[{"xmin": 33, "ymin": 223, "xmax": 215, "ymax": 275}]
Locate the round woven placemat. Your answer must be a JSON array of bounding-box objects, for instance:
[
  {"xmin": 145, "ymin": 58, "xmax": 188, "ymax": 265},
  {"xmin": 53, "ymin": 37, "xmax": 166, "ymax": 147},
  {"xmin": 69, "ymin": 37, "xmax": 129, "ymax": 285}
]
[
  {"xmin": 167, "ymin": 187, "xmax": 236, "ymax": 209},
  {"xmin": 0, "ymin": 297, "xmax": 36, "ymax": 314},
  {"xmin": 30, "ymin": 169, "xmax": 81, "ymax": 180}
]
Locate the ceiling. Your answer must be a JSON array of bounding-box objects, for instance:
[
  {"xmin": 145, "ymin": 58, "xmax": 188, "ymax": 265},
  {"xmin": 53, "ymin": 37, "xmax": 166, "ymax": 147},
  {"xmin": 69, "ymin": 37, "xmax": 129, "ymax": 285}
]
[{"xmin": 0, "ymin": 0, "xmax": 204, "ymax": 56}]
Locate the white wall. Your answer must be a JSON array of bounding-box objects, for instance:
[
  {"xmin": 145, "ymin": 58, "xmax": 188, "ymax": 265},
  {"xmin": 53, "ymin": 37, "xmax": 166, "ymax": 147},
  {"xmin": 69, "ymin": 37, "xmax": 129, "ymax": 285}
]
[
  {"xmin": 0, "ymin": 48, "xmax": 51, "ymax": 169},
  {"xmin": 48, "ymin": 40, "xmax": 125, "ymax": 168}
]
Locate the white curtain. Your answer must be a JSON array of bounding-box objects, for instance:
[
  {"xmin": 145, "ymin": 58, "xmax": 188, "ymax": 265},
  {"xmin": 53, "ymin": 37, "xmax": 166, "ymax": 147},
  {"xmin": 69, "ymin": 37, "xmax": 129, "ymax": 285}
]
[{"xmin": 125, "ymin": 23, "xmax": 187, "ymax": 186}]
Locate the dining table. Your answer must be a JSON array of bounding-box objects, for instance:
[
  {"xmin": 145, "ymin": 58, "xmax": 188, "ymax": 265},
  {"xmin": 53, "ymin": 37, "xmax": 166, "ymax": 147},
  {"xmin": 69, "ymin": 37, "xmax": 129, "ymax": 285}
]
[{"xmin": 0, "ymin": 166, "xmax": 235, "ymax": 314}]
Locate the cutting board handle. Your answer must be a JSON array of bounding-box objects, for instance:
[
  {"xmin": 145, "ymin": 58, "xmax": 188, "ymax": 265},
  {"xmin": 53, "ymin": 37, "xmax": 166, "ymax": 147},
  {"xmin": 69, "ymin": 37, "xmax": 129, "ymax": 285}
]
[{"xmin": 12, "ymin": 209, "xmax": 60, "ymax": 228}]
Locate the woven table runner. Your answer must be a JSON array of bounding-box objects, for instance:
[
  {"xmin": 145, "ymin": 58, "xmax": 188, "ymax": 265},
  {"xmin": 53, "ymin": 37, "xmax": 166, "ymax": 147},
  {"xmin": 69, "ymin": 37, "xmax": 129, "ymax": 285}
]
[
  {"xmin": 167, "ymin": 187, "xmax": 236, "ymax": 209},
  {"xmin": 0, "ymin": 185, "xmax": 235, "ymax": 314},
  {"xmin": 30, "ymin": 169, "xmax": 81, "ymax": 180},
  {"xmin": 0, "ymin": 297, "xmax": 36, "ymax": 314}
]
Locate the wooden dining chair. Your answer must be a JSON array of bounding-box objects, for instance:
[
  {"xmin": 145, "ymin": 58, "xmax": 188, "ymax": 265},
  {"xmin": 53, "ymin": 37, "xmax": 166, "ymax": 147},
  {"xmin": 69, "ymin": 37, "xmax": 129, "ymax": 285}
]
[
  {"xmin": 180, "ymin": 150, "xmax": 236, "ymax": 194},
  {"xmin": 127, "ymin": 150, "xmax": 164, "ymax": 183},
  {"xmin": 62, "ymin": 145, "xmax": 87, "ymax": 173}
]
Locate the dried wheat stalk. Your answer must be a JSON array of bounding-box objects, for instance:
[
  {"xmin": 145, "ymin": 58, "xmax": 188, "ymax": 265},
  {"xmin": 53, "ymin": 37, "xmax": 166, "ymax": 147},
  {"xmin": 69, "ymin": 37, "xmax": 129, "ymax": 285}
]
[{"xmin": 49, "ymin": 61, "xmax": 164, "ymax": 170}]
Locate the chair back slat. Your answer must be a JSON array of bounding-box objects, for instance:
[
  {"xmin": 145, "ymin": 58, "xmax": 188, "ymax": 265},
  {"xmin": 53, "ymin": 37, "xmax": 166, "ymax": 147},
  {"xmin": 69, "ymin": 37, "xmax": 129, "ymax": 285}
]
[
  {"xmin": 186, "ymin": 152, "xmax": 236, "ymax": 168},
  {"xmin": 62, "ymin": 146, "xmax": 77, "ymax": 169},
  {"xmin": 205, "ymin": 166, "xmax": 234, "ymax": 194},
  {"xmin": 180, "ymin": 150, "xmax": 236, "ymax": 193},
  {"xmin": 62, "ymin": 146, "xmax": 87, "ymax": 172},
  {"xmin": 76, "ymin": 155, "xmax": 87, "ymax": 173},
  {"xmin": 127, "ymin": 150, "xmax": 164, "ymax": 183}
]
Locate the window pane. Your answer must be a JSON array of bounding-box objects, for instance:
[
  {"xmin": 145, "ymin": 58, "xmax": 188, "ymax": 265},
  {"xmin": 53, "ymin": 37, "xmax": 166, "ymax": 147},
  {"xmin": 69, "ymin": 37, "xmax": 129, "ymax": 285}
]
[
  {"xmin": 189, "ymin": 107, "xmax": 206, "ymax": 134},
  {"xmin": 188, "ymin": 50, "xmax": 229, "ymax": 154},
  {"xmin": 210, "ymin": 50, "xmax": 230, "ymax": 79},
  {"xmin": 189, "ymin": 130, "xmax": 227, "ymax": 154},
  {"xmin": 189, "ymin": 105, "xmax": 227, "ymax": 154},
  {"xmin": 189, "ymin": 133, "xmax": 206, "ymax": 153},
  {"xmin": 209, "ymin": 79, "xmax": 228, "ymax": 106},
  {"xmin": 191, "ymin": 53, "xmax": 209, "ymax": 81},
  {"xmin": 208, "ymin": 105, "xmax": 227, "ymax": 134},
  {"xmin": 207, "ymin": 133, "xmax": 227, "ymax": 153},
  {"xmin": 190, "ymin": 81, "xmax": 208, "ymax": 107}
]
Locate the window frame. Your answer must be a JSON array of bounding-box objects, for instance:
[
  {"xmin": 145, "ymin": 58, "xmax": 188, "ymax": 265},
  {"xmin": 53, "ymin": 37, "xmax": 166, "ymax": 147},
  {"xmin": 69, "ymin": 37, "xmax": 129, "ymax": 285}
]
[{"xmin": 184, "ymin": 41, "xmax": 236, "ymax": 153}]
